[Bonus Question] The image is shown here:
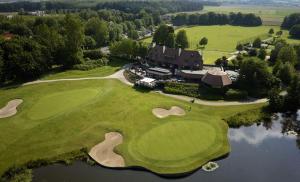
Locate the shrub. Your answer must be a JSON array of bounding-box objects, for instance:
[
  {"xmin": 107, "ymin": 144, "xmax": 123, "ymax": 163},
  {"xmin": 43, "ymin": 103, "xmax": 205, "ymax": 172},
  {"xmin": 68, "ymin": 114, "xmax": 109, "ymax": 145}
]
[
  {"xmin": 163, "ymin": 82, "xmax": 199, "ymax": 98},
  {"xmin": 72, "ymin": 58, "xmax": 109, "ymax": 71},
  {"xmin": 225, "ymin": 89, "xmax": 248, "ymax": 100},
  {"xmin": 224, "ymin": 108, "xmax": 270, "ymax": 128},
  {"xmin": 83, "ymin": 50, "xmax": 104, "ymax": 60}
]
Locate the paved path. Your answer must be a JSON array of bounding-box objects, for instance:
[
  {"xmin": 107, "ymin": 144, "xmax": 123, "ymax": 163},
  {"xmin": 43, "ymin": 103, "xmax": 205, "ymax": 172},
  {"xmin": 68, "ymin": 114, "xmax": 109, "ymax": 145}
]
[{"xmin": 22, "ymin": 65, "xmax": 268, "ymax": 106}]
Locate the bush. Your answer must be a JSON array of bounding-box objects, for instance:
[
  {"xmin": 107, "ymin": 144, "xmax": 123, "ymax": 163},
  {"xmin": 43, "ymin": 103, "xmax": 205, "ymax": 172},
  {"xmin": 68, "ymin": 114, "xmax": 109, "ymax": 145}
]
[
  {"xmin": 225, "ymin": 89, "xmax": 248, "ymax": 100},
  {"xmin": 224, "ymin": 108, "xmax": 270, "ymax": 128},
  {"xmin": 83, "ymin": 50, "xmax": 104, "ymax": 60},
  {"xmin": 163, "ymin": 82, "xmax": 199, "ymax": 98},
  {"xmin": 72, "ymin": 58, "xmax": 109, "ymax": 71}
]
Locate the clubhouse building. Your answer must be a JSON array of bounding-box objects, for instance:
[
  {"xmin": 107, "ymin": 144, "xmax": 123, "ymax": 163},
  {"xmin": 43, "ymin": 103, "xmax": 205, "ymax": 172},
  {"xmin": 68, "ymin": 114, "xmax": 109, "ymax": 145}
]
[{"xmin": 140, "ymin": 45, "xmax": 234, "ymax": 88}]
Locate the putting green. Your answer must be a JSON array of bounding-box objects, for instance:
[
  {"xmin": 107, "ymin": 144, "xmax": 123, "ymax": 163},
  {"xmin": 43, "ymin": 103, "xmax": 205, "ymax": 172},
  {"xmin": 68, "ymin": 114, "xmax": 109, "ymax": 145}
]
[
  {"xmin": 135, "ymin": 121, "xmax": 216, "ymax": 161},
  {"xmin": 28, "ymin": 88, "xmax": 99, "ymax": 120}
]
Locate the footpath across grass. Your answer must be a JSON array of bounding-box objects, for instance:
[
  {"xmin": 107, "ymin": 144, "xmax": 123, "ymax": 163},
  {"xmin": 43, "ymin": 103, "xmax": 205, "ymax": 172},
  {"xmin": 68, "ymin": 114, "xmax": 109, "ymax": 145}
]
[{"xmin": 0, "ymin": 79, "xmax": 263, "ymax": 175}]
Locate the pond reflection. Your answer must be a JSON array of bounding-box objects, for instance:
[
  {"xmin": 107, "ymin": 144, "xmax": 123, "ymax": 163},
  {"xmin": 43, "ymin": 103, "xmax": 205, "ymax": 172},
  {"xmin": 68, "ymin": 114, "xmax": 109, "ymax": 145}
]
[{"xmin": 33, "ymin": 113, "xmax": 300, "ymax": 182}]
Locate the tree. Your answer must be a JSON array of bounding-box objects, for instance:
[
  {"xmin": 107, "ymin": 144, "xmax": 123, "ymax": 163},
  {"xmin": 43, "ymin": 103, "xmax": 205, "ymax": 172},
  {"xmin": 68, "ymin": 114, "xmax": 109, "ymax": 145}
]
[
  {"xmin": 238, "ymin": 58, "xmax": 277, "ymax": 96},
  {"xmin": 258, "ymin": 48, "xmax": 267, "ymax": 60},
  {"xmin": 175, "ymin": 30, "xmax": 189, "ymax": 49},
  {"xmin": 199, "ymin": 37, "xmax": 208, "ymax": 53},
  {"xmin": 252, "ymin": 37, "xmax": 261, "ymax": 48},
  {"xmin": 62, "ymin": 14, "xmax": 84, "ymax": 68},
  {"xmin": 281, "ymin": 13, "xmax": 300, "ymax": 29},
  {"xmin": 0, "ymin": 48, "xmax": 3, "ymax": 82},
  {"xmin": 268, "ymin": 88, "xmax": 284, "ymax": 112},
  {"xmin": 152, "ymin": 24, "xmax": 174, "ymax": 46},
  {"xmin": 83, "ymin": 36, "xmax": 96, "ymax": 49},
  {"xmin": 0, "ymin": 37, "xmax": 48, "ymax": 81},
  {"xmin": 277, "ymin": 45, "xmax": 297, "ymax": 65},
  {"xmin": 128, "ymin": 29, "xmax": 139, "ymax": 40},
  {"xmin": 285, "ymin": 75, "xmax": 300, "ymax": 111},
  {"xmin": 236, "ymin": 44, "xmax": 243, "ymax": 53},
  {"xmin": 268, "ymin": 28, "xmax": 274, "ymax": 36},
  {"xmin": 34, "ymin": 24, "xmax": 64, "ymax": 65},
  {"xmin": 276, "ymin": 30, "xmax": 283, "ymax": 37},
  {"xmin": 277, "ymin": 62, "xmax": 295, "ymax": 85},
  {"xmin": 109, "ymin": 39, "xmax": 135, "ymax": 59},
  {"xmin": 85, "ymin": 17, "xmax": 109, "ymax": 47},
  {"xmin": 270, "ymin": 39, "xmax": 287, "ymax": 63},
  {"xmin": 199, "ymin": 37, "xmax": 208, "ymax": 47},
  {"xmin": 165, "ymin": 33, "xmax": 175, "ymax": 48},
  {"xmin": 289, "ymin": 24, "xmax": 300, "ymax": 39}
]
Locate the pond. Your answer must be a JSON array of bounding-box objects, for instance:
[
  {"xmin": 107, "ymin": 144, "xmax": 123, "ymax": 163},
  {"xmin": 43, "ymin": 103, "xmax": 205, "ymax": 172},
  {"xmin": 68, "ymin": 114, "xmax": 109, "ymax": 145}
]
[{"xmin": 33, "ymin": 113, "xmax": 300, "ymax": 182}]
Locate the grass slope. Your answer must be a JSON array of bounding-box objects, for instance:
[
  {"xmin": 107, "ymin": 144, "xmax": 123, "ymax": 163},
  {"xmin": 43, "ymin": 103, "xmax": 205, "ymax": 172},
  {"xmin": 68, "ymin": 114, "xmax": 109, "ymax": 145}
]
[
  {"xmin": 0, "ymin": 79, "xmax": 263, "ymax": 175},
  {"xmin": 41, "ymin": 58, "xmax": 128, "ymax": 80}
]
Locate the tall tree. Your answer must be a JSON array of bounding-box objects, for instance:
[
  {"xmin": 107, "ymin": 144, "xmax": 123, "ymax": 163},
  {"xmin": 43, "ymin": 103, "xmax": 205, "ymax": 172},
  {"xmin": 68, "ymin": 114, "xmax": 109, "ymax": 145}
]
[
  {"xmin": 85, "ymin": 17, "xmax": 109, "ymax": 46},
  {"xmin": 289, "ymin": 24, "xmax": 300, "ymax": 39},
  {"xmin": 277, "ymin": 45, "xmax": 297, "ymax": 66},
  {"xmin": 175, "ymin": 30, "xmax": 189, "ymax": 49},
  {"xmin": 252, "ymin": 37, "xmax": 262, "ymax": 48},
  {"xmin": 152, "ymin": 24, "xmax": 174, "ymax": 46},
  {"xmin": 277, "ymin": 62, "xmax": 295, "ymax": 85},
  {"xmin": 268, "ymin": 28, "xmax": 274, "ymax": 36},
  {"xmin": 63, "ymin": 14, "xmax": 84, "ymax": 68}
]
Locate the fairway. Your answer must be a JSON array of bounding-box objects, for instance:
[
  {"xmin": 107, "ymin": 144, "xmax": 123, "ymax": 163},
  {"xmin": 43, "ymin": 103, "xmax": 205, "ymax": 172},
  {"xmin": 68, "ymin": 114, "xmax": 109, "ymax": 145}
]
[
  {"xmin": 142, "ymin": 25, "xmax": 298, "ymax": 64},
  {"xmin": 28, "ymin": 89, "xmax": 100, "ymax": 120},
  {"xmin": 0, "ymin": 79, "xmax": 263, "ymax": 175}
]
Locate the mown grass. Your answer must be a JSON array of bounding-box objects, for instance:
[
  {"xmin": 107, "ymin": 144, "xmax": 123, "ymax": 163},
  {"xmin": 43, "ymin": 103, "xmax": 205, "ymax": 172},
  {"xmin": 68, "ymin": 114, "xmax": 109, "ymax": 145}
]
[{"xmin": 0, "ymin": 79, "xmax": 263, "ymax": 175}]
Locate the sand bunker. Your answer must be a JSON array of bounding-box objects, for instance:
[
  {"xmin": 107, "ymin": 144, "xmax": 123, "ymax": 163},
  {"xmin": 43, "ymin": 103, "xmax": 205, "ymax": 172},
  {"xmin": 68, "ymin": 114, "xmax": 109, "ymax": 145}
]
[
  {"xmin": 0, "ymin": 99, "xmax": 23, "ymax": 119},
  {"xmin": 89, "ymin": 132, "xmax": 125, "ymax": 168},
  {"xmin": 152, "ymin": 106, "xmax": 186, "ymax": 118}
]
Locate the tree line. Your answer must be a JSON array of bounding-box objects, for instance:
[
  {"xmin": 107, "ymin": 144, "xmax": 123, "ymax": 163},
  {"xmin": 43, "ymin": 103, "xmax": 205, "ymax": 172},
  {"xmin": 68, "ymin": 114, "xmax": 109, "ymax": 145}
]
[
  {"xmin": 172, "ymin": 12, "xmax": 262, "ymax": 27},
  {"xmin": 281, "ymin": 13, "xmax": 300, "ymax": 39},
  {"xmin": 0, "ymin": 0, "xmax": 218, "ymax": 14}
]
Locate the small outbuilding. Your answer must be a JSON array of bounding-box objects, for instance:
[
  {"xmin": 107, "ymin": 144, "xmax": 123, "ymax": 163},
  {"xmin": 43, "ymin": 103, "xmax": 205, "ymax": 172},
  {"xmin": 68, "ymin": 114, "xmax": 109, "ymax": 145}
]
[
  {"xmin": 201, "ymin": 70, "xmax": 232, "ymax": 88},
  {"xmin": 146, "ymin": 67, "xmax": 172, "ymax": 79},
  {"xmin": 136, "ymin": 77, "xmax": 157, "ymax": 88}
]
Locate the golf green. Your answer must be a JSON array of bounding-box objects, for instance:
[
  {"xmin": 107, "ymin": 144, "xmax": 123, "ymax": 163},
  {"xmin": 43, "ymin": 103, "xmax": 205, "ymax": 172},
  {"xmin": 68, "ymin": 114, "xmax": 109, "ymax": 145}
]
[{"xmin": 135, "ymin": 121, "xmax": 216, "ymax": 161}]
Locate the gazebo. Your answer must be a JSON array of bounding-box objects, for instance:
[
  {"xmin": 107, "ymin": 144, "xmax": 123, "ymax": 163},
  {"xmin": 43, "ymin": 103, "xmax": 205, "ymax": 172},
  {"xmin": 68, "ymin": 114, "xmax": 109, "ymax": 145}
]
[{"xmin": 201, "ymin": 70, "xmax": 232, "ymax": 88}]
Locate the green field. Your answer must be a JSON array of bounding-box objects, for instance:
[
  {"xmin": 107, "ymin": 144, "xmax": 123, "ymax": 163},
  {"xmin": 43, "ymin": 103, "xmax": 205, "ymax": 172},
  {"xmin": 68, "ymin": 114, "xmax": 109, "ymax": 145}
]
[
  {"xmin": 143, "ymin": 25, "xmax": 299, "ymax": 64},
  {"xmin": 0, "ymin": 79, "xmax": 263, "ymax": 175},
  {"xmin": 203, "ymin": 5, "xmax": 300, "ymax": 26}
]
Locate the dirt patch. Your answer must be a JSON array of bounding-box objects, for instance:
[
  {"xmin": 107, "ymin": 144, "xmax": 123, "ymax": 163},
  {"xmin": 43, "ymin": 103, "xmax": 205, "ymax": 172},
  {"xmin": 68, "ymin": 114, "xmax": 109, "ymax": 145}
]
[
  {"xmin": 89, "ymin": 132, "xmax": 125, "ymax": 168},
  {"xmin": 0, "ymin": 99, "xmax": 23, "ymax": 119},
  {"xmin": 152, "ymin": 106, "xmax": 186, "ymax": 118}
]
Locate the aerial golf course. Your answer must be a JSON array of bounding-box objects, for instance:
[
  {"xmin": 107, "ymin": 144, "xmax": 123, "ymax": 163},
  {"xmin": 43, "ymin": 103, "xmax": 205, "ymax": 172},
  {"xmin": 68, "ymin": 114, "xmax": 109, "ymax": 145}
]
[{"xmin": 0, "ymin": 78, "xmax": 263, "ymax": 175}]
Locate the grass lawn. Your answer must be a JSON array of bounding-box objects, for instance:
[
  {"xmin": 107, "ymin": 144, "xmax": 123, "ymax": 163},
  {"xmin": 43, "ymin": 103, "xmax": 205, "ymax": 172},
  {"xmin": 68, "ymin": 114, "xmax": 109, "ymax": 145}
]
[
  {"xmin": 0, "ymin": 79, "xmax": 263, "ymax": 175},
  {"xmin": 143, "ymin": 25, "xmax": 299, "ymax": 64},
  {"xmin": 41, "ymin": 58, "xmax": 128, "ymax": 80}
]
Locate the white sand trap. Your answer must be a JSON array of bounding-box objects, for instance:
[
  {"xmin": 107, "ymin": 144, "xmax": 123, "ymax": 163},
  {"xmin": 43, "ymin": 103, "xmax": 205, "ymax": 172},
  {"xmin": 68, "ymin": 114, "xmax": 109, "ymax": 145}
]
[
  {"xmin": 89, "ymin": 132, "xmax": 125, "ymax": 168},
  {"xmin": 152, "ymin": 106, "xmax": 186, "ymax": 118},
  {"xmin": 0, "ymin": 99, "xmax": 23, "ymax": 119}
]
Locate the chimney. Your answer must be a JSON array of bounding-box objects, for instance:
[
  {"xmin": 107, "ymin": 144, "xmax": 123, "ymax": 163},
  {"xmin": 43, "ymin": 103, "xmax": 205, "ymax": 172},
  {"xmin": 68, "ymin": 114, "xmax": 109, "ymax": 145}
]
[
  {"xmin": 163, "ymin": 46, "xmax": 166, "ymax": 54},
  {"xmin": 178, "ymin": 48, "xmax": 182, "ymax": 56}
]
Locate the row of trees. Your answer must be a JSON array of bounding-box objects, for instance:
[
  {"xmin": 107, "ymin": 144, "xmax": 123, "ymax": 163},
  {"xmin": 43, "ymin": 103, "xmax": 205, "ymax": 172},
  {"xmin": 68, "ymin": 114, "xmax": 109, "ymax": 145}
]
[
  {"xmin": 0, "ymin": 0, "xmax": 212, "ymax": 14},
  {"xmin": 95, "ymin": 1, "xmax": 208, "ymax": 14},
  {"xmin": 152, "ymin": 25, "xmax": 189, "ymax": 49},
  {"xmin": 172, "ymin": 12, "xmax": 262, "ymax": 26}
]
